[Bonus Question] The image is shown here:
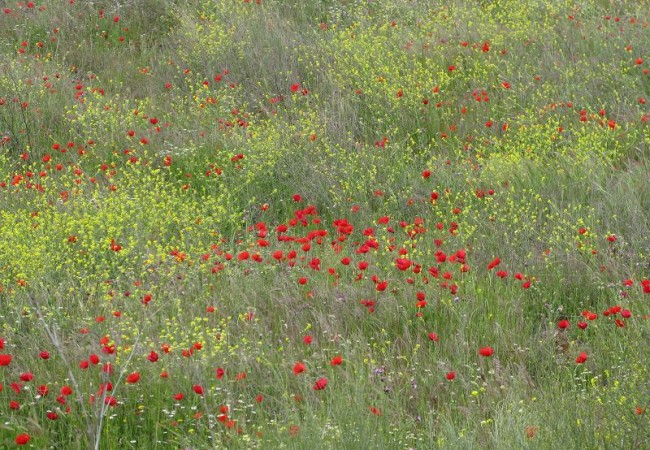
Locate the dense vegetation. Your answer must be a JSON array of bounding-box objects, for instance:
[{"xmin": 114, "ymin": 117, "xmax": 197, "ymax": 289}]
[{"xmin": 0, "ymin": 0, "xmax": 649, "ymax": 448}]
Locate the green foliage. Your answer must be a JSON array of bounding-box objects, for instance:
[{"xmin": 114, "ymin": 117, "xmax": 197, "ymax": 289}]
[{"xmin": 0, "ymin": 0, "xmax": 649, "ymax": 448}]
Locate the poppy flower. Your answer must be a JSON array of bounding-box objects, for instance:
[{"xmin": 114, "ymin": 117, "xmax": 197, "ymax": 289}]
[
  {"xmin": 479, "ymin": 347, "xmax": 494, "ymax": 357},
  {"xmin": 313, "ymin": 377, "xmax": 328, "ymax": 390},
  {"xmin": 15, "ymin": 434, "xmax": 30, "ymax": 445},
  {"xmin": 395, "ymin": 258, "xmax": 411, "ymax": 271},
  {"xmin": 576, "ymin": 352, "xmax": 588, "ymax": 364},
  {"xmin": 0, "ymin": 354, "xmax": 12, "ymax": 366},
  {"xmin": 557, "ymin": 320, "xmax": 570, "ymax": 329},
  {"xmin": 487, "ymin": 257, "xmax": 501, "ymax": 270},
  {"xmin": 330, "ymin": 356, "xmax": 343, "ymax": 366},
  {"xmin": 293, "ymin": 362, "xmax": 306, "ymax": 375},
  {"xmin": 19, "ymin": 372, "xmax": 34, "ymax": 382},
  {"xmin": 446, "ymin": 371, "xmax": 456, "ymax": 380},
  {"xmin": 193, "ymin": 385, "xmax": 205, "ymax": 396},
  {"xmin": 428, "ymin": 332, "xmax": 439, "ymax": 342},
  {"xmin": 126, "ymin": 372, "xmax": 140, "ymax": 384}
]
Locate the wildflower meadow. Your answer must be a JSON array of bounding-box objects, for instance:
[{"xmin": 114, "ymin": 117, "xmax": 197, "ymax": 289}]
[{"xmin": 0, "ymin": 0, "xmax": 649, "ymax": 448}]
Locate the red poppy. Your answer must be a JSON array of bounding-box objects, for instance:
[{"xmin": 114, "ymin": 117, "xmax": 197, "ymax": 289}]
[
  {"xmin": 446, "ymin": 371, "xmax": 456, "ymax": 380},
  {"xmin": 313, "ymin": 377, "xmax": 328, "ymax": 390},
  {"xmin": 0, "ymin": 354, "xmax": 12, "ymax": 366},
  {"xmin": 126, "ymin": 372, "xmax": 140, "ymax": 384},
  {"xmin": 428, "ymin": 332, "xmax": 439, "ymax": 342},
  {"xmin": 557, "ymin": 320, "xmax": 570, "ymax": 329},
  {"xmin": 15, "ymin": 434, "xmax": 30, "ymax": 445},
  {"xmin": 330, "ymin": 356, "xmax": 343, "ymax": 366},
  {"xmin": 293, "ymin": 362, "xmax": 306, "ymax": 375},
  {"xmin": 479, "ymin": 347, "xmax": 494, "ymax": 357},
  {"xmin": 487, "ymin": 257, "xmax": 501, "ymax": 270},
  {"xmin": 19, "ymin": 372, "xmax": 34, "ymax": 382},
  {"xmin": 395, "ymin": 258, "xmax": 411, "ymax": 271},
  {"xmin": 193, "ymin": 385, "xmax": 205, "ymax": 396},
  {"xmin": 576, "ymin": 352, "xmax": 588, "ymax": 364}
]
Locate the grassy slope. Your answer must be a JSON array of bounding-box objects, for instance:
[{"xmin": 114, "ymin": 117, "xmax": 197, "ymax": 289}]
[{"xmin": 0, "ymin": 0, "xmax": 649, "ymax": 448}]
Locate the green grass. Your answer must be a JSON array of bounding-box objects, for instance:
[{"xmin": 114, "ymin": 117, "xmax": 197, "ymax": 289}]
[{"xmin": 0, "ymin": 0, "xmax": 649, "ymax": 448}]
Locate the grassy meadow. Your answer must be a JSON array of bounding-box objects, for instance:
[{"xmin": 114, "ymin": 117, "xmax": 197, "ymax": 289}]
[{"xmin": 0, "ymin": 0, "xmax": 649, "ymax": 448}]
